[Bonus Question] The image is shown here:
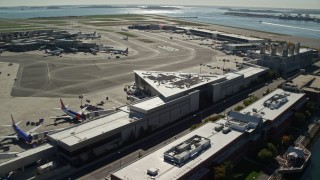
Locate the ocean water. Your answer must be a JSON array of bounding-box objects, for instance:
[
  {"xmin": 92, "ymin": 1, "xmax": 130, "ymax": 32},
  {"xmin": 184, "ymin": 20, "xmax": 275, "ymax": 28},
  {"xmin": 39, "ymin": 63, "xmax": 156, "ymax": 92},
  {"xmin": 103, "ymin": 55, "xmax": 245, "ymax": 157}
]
[
  {"xmin": 300, "ymin": 139, "xmax": 320, "ymax": 180},
  {"xmin": 0, "ymin": 6, "xmax": 319, "ymax": 39}
]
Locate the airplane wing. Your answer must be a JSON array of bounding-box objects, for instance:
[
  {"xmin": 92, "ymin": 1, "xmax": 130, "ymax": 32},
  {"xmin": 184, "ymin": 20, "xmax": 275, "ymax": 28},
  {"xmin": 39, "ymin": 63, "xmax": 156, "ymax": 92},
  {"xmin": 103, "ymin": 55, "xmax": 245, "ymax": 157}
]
[
  {"xmin": 50, "ymin": 115, "xmax": 72, "ymax": 119},
  {"xmin": 26, "ymin": 125, "xmax": 42, "ymax": 134},
  {"xmin": 78, "ymin": 107, "xmax": 88, "ymax": 114},
  {"xmin": 53, "ymin": 105, "xmax": 68, "ymax": 110},
  {"xmin": 1, "ymin": 135, "xmax": 18, "ymax": 140}
]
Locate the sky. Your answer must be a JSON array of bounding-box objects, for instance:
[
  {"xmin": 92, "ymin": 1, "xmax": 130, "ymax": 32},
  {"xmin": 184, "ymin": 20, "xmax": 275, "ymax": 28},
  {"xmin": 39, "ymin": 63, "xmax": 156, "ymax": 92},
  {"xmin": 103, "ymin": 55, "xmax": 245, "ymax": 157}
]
[{"xmin": 0, "ymin": 0, "xmax": 319, "ymax": 9}]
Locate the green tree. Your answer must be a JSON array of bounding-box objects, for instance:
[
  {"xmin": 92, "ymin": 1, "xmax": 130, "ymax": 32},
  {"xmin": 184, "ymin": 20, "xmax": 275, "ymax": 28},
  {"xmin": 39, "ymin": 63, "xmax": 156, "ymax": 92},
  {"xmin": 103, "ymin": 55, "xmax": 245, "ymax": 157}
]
[
  {"xmin": 293, "ymin": 112, "xmax": 306, "ymax": 126},
  {"xmin": 243, "ymin": 99, "xmax": 252, "ymax": 107},
  {"xmin": 305, "ymin": 110, "xmax": 311, "ymax": 119},
  {"xmin": 214, "ymin": 165, "xmax": 226, "ymax": 180},
  {"xmin": 306, "ymin": 101, "xmax": 318, "ymax": 113},
  {"xmin": 282, "ymin": 135, "xmax": 291, "ymax": 146},
  {"xmin": 213, "ymin": 161, "xmax": 234, "ymax": 180},
  {"xmin": 267, "ymin": 70, "xmax": 275, "ymax": 80},
  {"xmin": 266, "ymin": 143, "xmax": 277, "ymax": 157},
  {"xmin": 258, "ymin": 148, "xmax": 273, "ymax": 164},
  {"xmin": 266, "ymin": 88, "xmax": 270, "ymax": 94},
  {"xmin": 190, "ymin": 123, "xmax": 202, "ymax": 130},
  {"xmin": 204, "ymin": 114, "xmax": 225, "ymax": 123},
  {"xmin": 234, "ymin": 105, "xmax": 244, "ymax": 112}
]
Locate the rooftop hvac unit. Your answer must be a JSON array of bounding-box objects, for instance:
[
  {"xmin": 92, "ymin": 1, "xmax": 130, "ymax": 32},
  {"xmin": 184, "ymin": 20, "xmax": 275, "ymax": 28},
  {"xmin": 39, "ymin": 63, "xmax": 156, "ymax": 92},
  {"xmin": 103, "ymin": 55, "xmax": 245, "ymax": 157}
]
[
  {"xmin": 214, "ymin": 124, "xmax": 224, "ymax": 132},
  {"xmin": 284, "ymin": 92, "xmax": 291, "ymax": 96},
  {"xmin": 147, "ymin": 168, "xmax": 159, "ymax": 176},
  {"xmin": 222, "ymin": 127, "xmax": 231, "ymax": 134}
]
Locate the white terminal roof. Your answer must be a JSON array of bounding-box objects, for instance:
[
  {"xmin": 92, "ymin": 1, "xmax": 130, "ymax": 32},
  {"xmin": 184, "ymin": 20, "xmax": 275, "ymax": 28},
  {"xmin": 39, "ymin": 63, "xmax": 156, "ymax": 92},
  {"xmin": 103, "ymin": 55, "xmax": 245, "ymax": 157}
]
[
  {"xmin": 176, "ymin": 26, "xmax": 265, "ymax": 42},
  {"xmin": 226, "ymin": 43, "xmax": 258, "ymax": 47},
  {"xmin": 112, "ymin": 119, "xmax": 243, "ymax": 180},
  {"xmin": 219, "ymin": 33, "xmax": 265, "ymax": 41},
  {"xmin": 236, "ymin": 66, "xmax": 268, "ymax": 78},
  {"xmin": 112, "ymin": 89, "xmax": 305, "ymax": 180},
  {"xmin": 48, "ymin": 108, "xmax": 140, "ymax": 152},
  {"xmin": 240, "ymin": 89, "xmax": 305, "ymax": 121},
  {"xmin": 177, "ymin": 26, "xmax": 222, "ymax": 35},
  {"xmin": 224, "ymin": 72, "xmax": 243, "ymax": 80},
  {"xmin": 130, "ymin": 96, "xmax": 165, "ymax": 114},
  {"xmin": 134, "ymin": 70, "xmax": 226, "ymax": 99}
]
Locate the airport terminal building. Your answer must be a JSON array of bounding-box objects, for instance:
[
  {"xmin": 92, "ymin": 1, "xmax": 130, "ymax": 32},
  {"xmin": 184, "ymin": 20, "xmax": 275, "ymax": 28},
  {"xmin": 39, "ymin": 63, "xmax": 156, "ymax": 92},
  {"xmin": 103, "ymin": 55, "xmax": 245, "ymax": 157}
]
[
  {"xmin": 111, "ymin": 89, "xmax": 307, "ymax": 180},
  {"xmin": 0, "ymin": 66, "xmax": 268, "ymax": 177},
  {"xmin": 134, "ymin": 67, "xmax": 268, "ymax": 103},
  {"xmin": 174, "ymin": 26, "xmax": 267, "ymax": 43}
]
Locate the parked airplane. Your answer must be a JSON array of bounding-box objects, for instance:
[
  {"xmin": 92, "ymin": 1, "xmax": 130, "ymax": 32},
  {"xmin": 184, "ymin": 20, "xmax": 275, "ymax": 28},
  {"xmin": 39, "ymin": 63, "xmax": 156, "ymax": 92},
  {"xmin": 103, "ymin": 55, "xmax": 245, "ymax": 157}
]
[
  {"xmin": 1, "ymin": 115, "xmax": 43, "ymax": 144},
  {"xmin": 51, "ymin": 98, "xmax": 87, "ymax": 121},
  {"xmin": 98, "ymin": 45, "xmax": 113, "ymax": 52},
  {"xmin": 89, "ymin": 48, "xmax": 98, "ymax": 55},
  {"xmin": 87, "ymin": 34, "xmax": 101, "ymax": 40},
  {"xmin": 112, "ymin": 47, "xmax": 129, "ymax": 55},
  {"xmin": 45, "ymin": 48, "xmax": 64, "ymax": 56},
  {"xmin": 121, "ymin": 27, "xmax": 129, "ymax": 31},
  {"xmin": 66, "ymin": 47, "xmax": 78, "ymax": 54},
  {"xmin": 78, "ymin": 31, "xmax": 101, "ymax": 39}
]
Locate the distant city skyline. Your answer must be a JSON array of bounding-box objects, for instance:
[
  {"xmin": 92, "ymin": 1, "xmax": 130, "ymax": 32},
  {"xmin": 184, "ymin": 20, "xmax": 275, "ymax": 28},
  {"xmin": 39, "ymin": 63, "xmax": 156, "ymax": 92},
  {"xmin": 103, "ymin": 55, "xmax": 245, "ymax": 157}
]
[{"xmin": 1, "ymin": 0, "xmax": 320, "ymax": 9}]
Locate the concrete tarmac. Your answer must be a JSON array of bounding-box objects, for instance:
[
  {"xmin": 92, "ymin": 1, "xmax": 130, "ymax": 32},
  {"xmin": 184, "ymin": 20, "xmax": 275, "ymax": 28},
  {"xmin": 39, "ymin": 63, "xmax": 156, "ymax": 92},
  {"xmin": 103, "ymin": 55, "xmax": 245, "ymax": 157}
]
[{"xmin": 0, "ymin": 24, "xmax": 258, "ymax": 161}]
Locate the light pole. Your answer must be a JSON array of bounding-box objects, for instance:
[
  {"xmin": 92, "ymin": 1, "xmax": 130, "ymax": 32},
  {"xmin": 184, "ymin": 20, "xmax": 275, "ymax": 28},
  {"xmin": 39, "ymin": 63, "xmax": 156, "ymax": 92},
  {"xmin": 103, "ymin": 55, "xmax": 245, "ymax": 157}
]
[
  {"xmin": 223, "ymin": 100, "xmax": 226, "ymax": 116},
  {"xmin": 118, "ymin": 152, "xmax": 121, "ymax": 168},
  {"xmin": 79, "ymin": 94, "xmax": 83, "ymax": 107}
]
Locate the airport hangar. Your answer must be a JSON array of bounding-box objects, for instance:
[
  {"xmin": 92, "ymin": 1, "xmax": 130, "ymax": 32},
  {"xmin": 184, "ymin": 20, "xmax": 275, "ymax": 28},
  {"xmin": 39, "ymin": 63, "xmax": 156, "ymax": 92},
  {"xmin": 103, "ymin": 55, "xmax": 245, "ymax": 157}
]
[
  {"xmin": 174, "ymin": 26, "xmax": 267, "ymax": 43},
  {"xmin": 0, "ymin": 66, "xmax": 268, "ymax": 175},
  {"xmin": 111, "ymin": 89, "xmax": 308, "ymax": 180}
]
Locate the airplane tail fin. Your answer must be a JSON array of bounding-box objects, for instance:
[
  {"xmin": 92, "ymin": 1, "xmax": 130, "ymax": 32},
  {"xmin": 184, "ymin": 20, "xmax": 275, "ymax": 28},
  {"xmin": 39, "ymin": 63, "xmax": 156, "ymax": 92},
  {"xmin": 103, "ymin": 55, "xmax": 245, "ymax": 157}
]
[
  {"xmin": 11, "ymin": 114, "xmax": 15, "ymax": 125},
  {"xmin": 60, "ymin": 98, "xmax": 66, "ymax": 109},
  {"xmin": 125, "ymin": 48, "xmax": 128, "ymax": 54}
]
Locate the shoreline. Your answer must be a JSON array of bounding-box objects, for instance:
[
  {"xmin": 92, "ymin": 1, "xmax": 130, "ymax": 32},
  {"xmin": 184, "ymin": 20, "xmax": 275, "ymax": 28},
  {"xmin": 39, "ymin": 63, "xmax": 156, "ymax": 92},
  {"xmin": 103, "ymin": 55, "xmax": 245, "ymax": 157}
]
[
  {"xmin": 167, "ymin": 17, "xmax": 320, "ymax": 49},
  {"xmin": 1, "ymin": 13, "xmax": 320, "ymax": 49}
]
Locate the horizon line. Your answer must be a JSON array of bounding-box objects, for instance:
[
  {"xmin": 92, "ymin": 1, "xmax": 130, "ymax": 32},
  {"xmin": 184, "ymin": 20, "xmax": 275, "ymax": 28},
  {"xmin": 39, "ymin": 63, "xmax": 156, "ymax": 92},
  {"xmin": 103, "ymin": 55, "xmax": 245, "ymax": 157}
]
[{"xmin": 0, "ymin": 4, "xmax": 319, "ymax": 10}]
